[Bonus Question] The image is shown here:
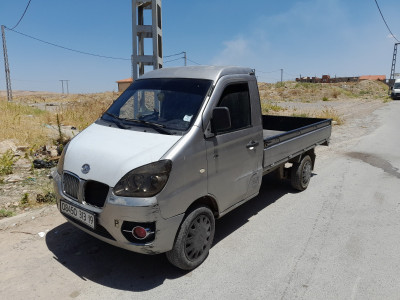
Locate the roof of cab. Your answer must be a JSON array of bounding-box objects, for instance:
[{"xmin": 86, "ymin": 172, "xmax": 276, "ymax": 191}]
[{"xmin": 138, "ymin": 66, "xmax": 254, "ymax": 82}]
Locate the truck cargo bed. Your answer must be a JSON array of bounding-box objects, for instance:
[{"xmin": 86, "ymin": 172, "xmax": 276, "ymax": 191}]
[{"xmin": 262, "ymin": 115, "xmax": 331, "ymax": 172}]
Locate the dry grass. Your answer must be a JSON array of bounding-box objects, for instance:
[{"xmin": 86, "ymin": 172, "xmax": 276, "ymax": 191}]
[
  {"xmin": 0, "ymin": 92, "xmax": 118, "ymax": 150},
  {"xmin": 316, "ymin": 107, "xmax": 343, "ymax": 125},
  {"xmin": 0, "ymin": 100, "xmax": 52, "ymax": 148},
  {"xmin": 258, "ymin": 80, "xmax": 388, "ymax": 102},
  {"xmin": 288, "ymin": 107, "xmax": 343, "ymax": 125},
  {"xmin": 56, "ymin": 94, "xmax": 116, "ymax": 131},
  {"xmin": 261, "ymin": 101, "xmax": 286, "ymax": 114}
]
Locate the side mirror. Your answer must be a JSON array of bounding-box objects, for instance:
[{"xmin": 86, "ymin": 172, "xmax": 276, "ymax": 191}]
[{"xmin": 211, "ymin": 107, "xmax": 231, "ymax": 134}]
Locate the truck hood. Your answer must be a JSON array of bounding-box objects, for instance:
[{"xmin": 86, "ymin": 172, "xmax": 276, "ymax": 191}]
[{"xmin": 63, "ymin": 123, "xmax": 181, "ymax": 187}]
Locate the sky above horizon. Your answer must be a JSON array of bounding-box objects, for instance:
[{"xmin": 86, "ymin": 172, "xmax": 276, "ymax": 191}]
[{"xmin": 0, "ymin": 0, "xmax": 399, "ymax": 93}]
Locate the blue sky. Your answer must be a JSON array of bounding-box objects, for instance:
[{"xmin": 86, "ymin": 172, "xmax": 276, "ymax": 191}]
[{"xmin": 0, "ymin": 0, "xmax": 399, "ymax": 93}]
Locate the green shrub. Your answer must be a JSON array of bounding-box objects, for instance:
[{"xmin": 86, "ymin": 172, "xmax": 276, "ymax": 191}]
[
  {"xmin": 20, "ymin": 193, "xmax": 29, "ymax": 206},
  {"xmin": 0, "ymin": 209, "xmax": 14, "ymax": 218},
  {"xmin": 36, "ymin": 192, "xmax": 56, "ymax": 204},
  {"xmin": 0, "ymin": 150, "xmax": 15, "ymax": 176}
]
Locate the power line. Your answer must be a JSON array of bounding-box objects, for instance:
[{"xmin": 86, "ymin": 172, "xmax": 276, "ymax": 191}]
[
  {"xmin": 5, "ymin": 27, "xmax": 131, "ymax": 61},
  {"xmin": 374, "ymin": 0, "xmax": 400, "ymax": 43},
  {"xmin": 284, "ymin": 71, "xmax": 297, "ymax": 77},
  {"xmin": 10, "ymin": 0, "xmax": 32, "ymax": 30},
  {"xmin": 164, "ymin": 52, "xmax": 184, "ymax": 58},
  {"xmin": 164, "ymin": 57, "xmax": 183, "ymax": 63},
  {"xmin": 187, "ymin": 58, "xmax": 201, "ymax": 65},
  {"xmin": 163, "ymin": 54, "xmax": 201, "ymax": 66},
  {"xmin": 5, "ymin": 27, "xmax": 190, "ymax": 64}
]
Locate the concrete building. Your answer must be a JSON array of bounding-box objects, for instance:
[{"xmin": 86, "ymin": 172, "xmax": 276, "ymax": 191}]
[
  {"xmin": 116, "ymin": 78, "xmax": 133, "ymax": 92},
  {"xmin": 359, "ymin": 75, "xmax": 386, "ymax": 81}
]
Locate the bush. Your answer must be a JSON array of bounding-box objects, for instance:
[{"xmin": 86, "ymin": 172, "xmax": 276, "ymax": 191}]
[
  {"xmin": 20, "ymin": 193, "xmax": 29, "ymax": 206},
  {"xmin": 0, "ymin": 150, "xmax": 15, "ymax": 176},
  {"xmin": 0, "ymin": 209, "xmax": 14, "ymax": 218},
  {"xmin": 36, "ymin": 192, "xmax": 56, "ymax": 204}
]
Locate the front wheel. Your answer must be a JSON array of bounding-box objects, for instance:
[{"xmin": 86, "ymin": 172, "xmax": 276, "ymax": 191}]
[
  {"xmin": 166, "ymin": 206, "xmax": 215, "ymax": 270},
  {"xmin": 291, "ymin": 155, "xmax": 313, "ymax": 191}
]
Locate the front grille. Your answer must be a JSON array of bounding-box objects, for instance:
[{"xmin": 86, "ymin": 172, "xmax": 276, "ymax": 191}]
[
  {"xmin": 84, "ymin": 181, "xmax": 109, "ymax": 208},
  {"xmin": 62, "ymin": 172, "xmax": 109, "ymax": 208},
  {"xmin": 63, "ymin": 173, "xmax": 79, "ymax": 200}
]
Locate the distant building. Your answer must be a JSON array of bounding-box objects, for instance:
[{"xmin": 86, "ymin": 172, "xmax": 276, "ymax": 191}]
[
  {"xmin": 296, "ymin": 74, "xmax": 386, "ymax": 83},
  {"xmin": 116, "ymin": 78, "xmax": 133, "ymax": 92},
  {"xmin": 359, "ymin": 75, "xmax": 386, "ymax": 81}
]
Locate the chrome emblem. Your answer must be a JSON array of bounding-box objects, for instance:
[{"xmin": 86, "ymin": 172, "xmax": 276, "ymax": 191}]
[{"xmin": 81, "ymin": 164, "xmax": 90, "ymax": 174}]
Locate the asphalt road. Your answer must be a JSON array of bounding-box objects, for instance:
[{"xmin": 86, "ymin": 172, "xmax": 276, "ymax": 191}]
[{"xmin": 1, "ymin": 101, "xmax": 400, "ymax": 299}]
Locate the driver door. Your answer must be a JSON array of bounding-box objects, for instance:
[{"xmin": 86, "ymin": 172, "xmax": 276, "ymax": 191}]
[{"xmin": 205, "ymin": 80, "xmax": 263, "ymax": 213}]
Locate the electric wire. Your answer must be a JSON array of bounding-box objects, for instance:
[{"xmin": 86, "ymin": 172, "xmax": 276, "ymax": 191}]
[
  {"xmin": 284, "ymin": 71, "xmax": 297, "ymax": 77},
  {"xmin": 164, "ymin": 57, "xmax": 183, "ymax": 63},
  {"xmin": 6, "ymin": 25, "xmax": 201, "ymax": 66},
  {"xmin": 164, "ymin": 52, "xmax": 184, "ymax": 58},
  {"xmin": 10, "ymin": 0, "xmax": 32, "ymax": 30},
  {"xmin": 374, "ymin": 0, "xmax": 400, "ymax": 43},
  {"xmin": 187, "ymin": 58, "xmax": 201, "ymax": 65},
  {"xmin": 5, "ymin": 27, "xmax": 131, "ymax": 60}
]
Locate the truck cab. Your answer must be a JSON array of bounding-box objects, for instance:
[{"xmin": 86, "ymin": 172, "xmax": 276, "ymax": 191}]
[{"xmin": 391, "ymin": 79, "xmax": 400, "ymax": 100}]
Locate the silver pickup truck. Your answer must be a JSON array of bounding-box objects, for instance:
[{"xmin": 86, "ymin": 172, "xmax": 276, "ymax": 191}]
[{"xmin": 53, "ymin": 66, "xmax": 331, "ymax": 270}]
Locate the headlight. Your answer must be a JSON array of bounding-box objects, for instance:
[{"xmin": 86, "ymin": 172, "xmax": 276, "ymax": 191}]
[
  {"xmin": 56, "ymin": 142, "xmax": 69, "ymax": 175},
  {"xmin": 113, "ymin": 160, "xmax": 172, "ymax": 197}
]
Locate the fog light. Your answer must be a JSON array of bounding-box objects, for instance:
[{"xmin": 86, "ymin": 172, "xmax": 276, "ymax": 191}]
[{"xmin": 132, "ymin": 226, "xmax": 148, "ymax": 239}]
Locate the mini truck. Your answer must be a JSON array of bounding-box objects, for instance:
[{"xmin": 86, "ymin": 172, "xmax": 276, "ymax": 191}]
[
  {"xmin": 391, "ymin": 79, "xmax": 400, "ymax": 100},
  {"xmin": 53, "ymin": 66, "xmax": 331, "ymax": 270}
]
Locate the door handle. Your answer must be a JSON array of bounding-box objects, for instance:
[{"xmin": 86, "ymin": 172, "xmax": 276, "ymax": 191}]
[{"xmin": 246, "ymin": 140, "xmax": 259, "ymax": 150}]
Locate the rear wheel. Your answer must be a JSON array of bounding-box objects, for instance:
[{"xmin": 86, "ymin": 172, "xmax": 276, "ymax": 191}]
[
  {"xmin": 166, "ymin": 206, "xmax": 215, "ymax": 270},
  {"xmin": 291, "ymin": 155, "xmax": 312, "ymax": 191}
]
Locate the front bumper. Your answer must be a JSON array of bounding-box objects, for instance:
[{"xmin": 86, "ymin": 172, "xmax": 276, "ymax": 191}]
[
  {"xmin": 52, "ymin": 171, "xmax": 184, "ymax": 254},
  {"xmin": 391, "ymin": 93, "xmax": 400, "ymax": 100}
]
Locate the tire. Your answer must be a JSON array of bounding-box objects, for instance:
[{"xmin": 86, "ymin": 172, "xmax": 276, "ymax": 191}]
[
  {"xmin": 291, "ymin": 155, "xmax": 312, "ymax": 191},
  {"xmin": 166, "ymin": 206, "xmax": 215, "ymax": 270}
]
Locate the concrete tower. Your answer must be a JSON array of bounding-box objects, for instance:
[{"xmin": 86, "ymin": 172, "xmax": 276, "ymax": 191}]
[{"xmin": 131, "ymin": 0, "xmax": 163, "ymax": 80}]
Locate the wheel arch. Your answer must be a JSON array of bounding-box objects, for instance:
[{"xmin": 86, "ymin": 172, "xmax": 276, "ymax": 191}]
[
  {"xmin": 292, "ymin": 148, "xmax": 316, "ymax": 169},
  {"xmin": 185, "ymin": 195, "xmax": 220, "ymax": 218}
]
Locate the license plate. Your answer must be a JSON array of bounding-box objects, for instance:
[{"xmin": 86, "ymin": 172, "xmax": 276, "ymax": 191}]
[{"xmin": 60, "ymin": 200, "xmax": 96, "ymax": 229}]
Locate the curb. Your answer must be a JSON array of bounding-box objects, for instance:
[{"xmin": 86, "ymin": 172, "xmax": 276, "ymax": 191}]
[{"xmin": 0, "ymin": 204, "xmax": 57, "ymax": 231}]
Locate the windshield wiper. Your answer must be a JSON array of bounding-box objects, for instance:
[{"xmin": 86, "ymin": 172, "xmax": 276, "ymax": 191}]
[
  {"xmin": 104, "ymin": 112, "xmax": 130, "ymax": 129},
  {"xmin": 104, "ymin": 112, "xmax": 172, "ymax": 135},
  {"xmin": 116, "ymin": 117, "xmax": 171, "ymax": 135}
]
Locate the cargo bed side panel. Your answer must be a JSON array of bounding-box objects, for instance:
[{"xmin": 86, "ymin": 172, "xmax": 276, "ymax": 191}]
[{"xmin": 263, "ymin": 125, "xmax": 331, "ymax": 171}]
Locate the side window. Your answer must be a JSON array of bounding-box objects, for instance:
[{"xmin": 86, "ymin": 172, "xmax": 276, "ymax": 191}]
[{"xmin": 217, "ymin": 83, "xmax": 251, "ymax": 132}]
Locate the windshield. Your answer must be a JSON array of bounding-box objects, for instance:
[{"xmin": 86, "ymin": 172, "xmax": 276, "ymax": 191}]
[
  {"xmin": 394, "ymin": 83, "xmax": 400, "ymax": 89},
  {"xmin": 103, "ymin": 78, "xmax": 212, "ymax": 132}
]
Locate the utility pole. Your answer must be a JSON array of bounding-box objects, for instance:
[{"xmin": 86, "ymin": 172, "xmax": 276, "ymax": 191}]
[
  {"xmin": 183, "ymin": 51, "xmax": 187, "ymax": 66},
  {"xmin": 59, "ymin": 80, "xmax": 69, "ymax": 94},
  {"xmin": 1, "ymin": 25, "xmax": 12, "ymax": 102},
  {"xmin": 280, "ymin": 69, "xmax": 283, "ymax": 83},
  {"xmin": 60, "ymin": 80, "xmax": 64, "ymax": 94},
  {"xmin": 389, "ymin": 43, "xmax": 399, "ymax": 94}
]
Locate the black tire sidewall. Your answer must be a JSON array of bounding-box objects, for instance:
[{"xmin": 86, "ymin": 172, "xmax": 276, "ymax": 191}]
[
  {"xmin": 166, "ymin": 206, "xmax": 215, "ymax": 270},
  {"xmin": 291, "ymin": 155, "xmax": 312, "ymax": 191}
]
